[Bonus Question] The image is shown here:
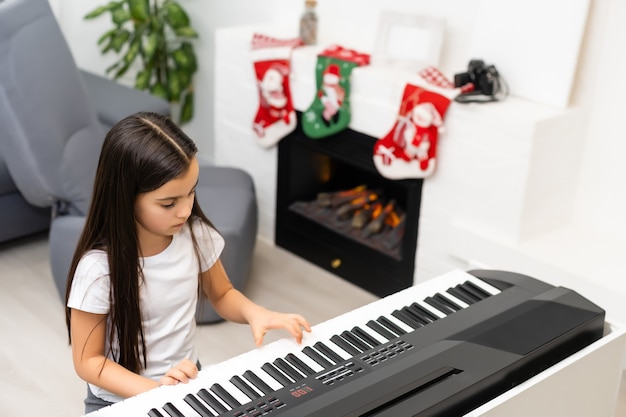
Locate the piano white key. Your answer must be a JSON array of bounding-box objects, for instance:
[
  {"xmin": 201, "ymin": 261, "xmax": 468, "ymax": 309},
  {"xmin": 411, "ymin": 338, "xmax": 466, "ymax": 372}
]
[
  {"xmin": 383, "ymin": 312, "xmax": 417, "ymax": 333},
  {"xmin": 415, "ymin": 299, "xmax": 447, "ymax": 319},
  {"xmin": 363, "ymin": 327, "xmax": 388, "ymax": 344},
  {"xmin": 217, "ymin": 380, "xmax": 253, "ymax": 407},
  {"xmin": 440, "ymin": 291, "xmax": 470, "ymax": 309},
  {"xmin": 290, "ymin": 349, "xmax": 325, "ymax": 373},
  {"xmin": 466, "ymin": 275, "xmax": 502, "ymax": 296},
  {"xmin": 352, "ymin": 325, "xmax": 387, "ymax": 345}
]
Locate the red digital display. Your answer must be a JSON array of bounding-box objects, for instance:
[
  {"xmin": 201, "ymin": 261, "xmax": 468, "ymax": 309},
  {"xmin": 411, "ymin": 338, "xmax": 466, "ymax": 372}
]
[{"xmin": 290, "ymin": 386, "xmax": 314, "ymax": 398}]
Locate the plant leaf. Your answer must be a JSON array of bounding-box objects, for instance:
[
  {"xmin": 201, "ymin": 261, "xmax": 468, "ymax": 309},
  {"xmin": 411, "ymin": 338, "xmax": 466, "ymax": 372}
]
[
  {"xmin": 167, "ymin": 70, "xmax": 182, "ymax": 102},
  {"xmin": 97, "ymin": 28, "xmax": 117, "ymax": 46},
  {"xmin": 85, "ymin": 2, "xmax": 123, "ymax": 19},
  {"xmin": 174, "ymin": 26, "xmax": 198, "ymax": 38},
  {"xmin": 171, "ymin": 48, "xmax": 191, "ymax": 70},
  {"xmin": 151, "ymin": 83, "xmax": 169, "ymax": 101},
  {"xmin": 143, "ymin": 32, "xmax": 159, "ymax": 62},
  {"xmin": 123, "ymin": 37, "xmax": 141, "ymax": 65},
  {"xmin": 84, "ymin": 6, "xmax": 110, "ymax": 20},
  {"xmin": 127, "ymin": 0, "xmax": 150, "ymax": 22},
  {"xmin": 105, "ymin": 60, "xmax": 122, "ymax": 74},
  {"xmin": 111, "ymin": 6, "xmax": 131, "ymax": 26},
  {"xmin": 176, "ymin": 68, "xmax": 192, "ymax": 91},
  {"xmin": 112, "ymin": 60, "xmax": 131, "ymax": 79},
  {"xmin": 180, "ymin": 91, "xmax": 194, "ymax": 124},
  {"xmin": 110, "ymin": 29, "xmax": 131, "ymax": 53},
  {"xmin": 135, "ymin": 69, "xmax": 152, "ymax": 90},
  {"xmin": 181, "ymin": 42, "xmax": 197, "ymax": 72},
  {"xmin": 163, "ymin": 1, "xmax": 190, "ymax": 29}
]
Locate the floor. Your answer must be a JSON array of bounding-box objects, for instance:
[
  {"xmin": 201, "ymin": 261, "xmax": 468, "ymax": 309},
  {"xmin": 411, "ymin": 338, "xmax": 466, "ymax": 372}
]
[{"xmin": 0, "ymin": 234, "xmax": 624, "ymax": 417}]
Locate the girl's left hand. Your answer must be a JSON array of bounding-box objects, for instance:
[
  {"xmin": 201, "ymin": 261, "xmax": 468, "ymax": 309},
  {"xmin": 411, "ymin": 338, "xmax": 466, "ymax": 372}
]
[{"xmin": 249, "ymin": 308, "xmax": 311, "ymax": 346}]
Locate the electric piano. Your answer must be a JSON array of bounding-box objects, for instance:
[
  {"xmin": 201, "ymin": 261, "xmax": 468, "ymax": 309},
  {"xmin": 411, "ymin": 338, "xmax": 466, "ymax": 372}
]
[{"xmin": 85, "ymin": 269, "xmax": 609, "ymax": 417}]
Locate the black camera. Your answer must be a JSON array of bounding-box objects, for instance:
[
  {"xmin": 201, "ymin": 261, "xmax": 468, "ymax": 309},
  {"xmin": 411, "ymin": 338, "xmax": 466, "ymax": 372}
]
[{"xmin": 454, "ymin": 59, "xmax": 499, "ymax": 96}]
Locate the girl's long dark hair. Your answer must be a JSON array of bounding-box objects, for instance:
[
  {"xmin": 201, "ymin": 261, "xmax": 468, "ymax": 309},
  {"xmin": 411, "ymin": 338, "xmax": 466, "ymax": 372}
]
[{"xmin": 65, "ymin": 112, "xmax": 213, "ymax": 374}]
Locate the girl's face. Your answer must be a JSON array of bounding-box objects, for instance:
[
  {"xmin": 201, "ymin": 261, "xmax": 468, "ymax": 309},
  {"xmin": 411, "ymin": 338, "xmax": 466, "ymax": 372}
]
[{"xmin": 134, "ymin": 157, "xmax": 199, "ymax": 252}]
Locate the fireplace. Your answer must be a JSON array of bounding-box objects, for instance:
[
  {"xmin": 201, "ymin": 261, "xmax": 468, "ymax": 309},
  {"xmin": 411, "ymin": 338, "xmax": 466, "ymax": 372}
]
[{"xmin": 275, "ymin": 113, "xmax": 423, "ymax": 297}]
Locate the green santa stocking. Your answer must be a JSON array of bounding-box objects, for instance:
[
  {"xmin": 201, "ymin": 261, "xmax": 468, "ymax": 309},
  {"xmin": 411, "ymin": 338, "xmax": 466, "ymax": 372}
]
[{"xmin": 302, "ymin": 45, "xmax": 370, "ymax": 139}]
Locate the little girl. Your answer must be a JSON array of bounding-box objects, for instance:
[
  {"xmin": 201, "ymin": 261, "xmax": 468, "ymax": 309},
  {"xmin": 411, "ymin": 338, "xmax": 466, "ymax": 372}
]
[{"xmin": 65, "ymin": 112, "xmax": 311, "ymax": 413}]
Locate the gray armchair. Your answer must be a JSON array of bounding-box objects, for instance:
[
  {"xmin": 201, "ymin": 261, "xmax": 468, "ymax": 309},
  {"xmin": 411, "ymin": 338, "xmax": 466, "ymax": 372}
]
[{"xmin": 0, "ymin": 0, "xmax": 258, "ymax": 324}]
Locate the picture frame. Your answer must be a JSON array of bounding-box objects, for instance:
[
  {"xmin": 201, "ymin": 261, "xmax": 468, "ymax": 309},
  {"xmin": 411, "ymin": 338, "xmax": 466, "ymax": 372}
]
[{"xmin": 371, "ymin": 11, "xmax": 446, "ymax": 71}]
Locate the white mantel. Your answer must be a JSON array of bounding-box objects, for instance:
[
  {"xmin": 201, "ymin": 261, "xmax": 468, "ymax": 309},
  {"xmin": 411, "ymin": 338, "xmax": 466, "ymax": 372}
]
[{"xmin": 213, "ymin": 25, "xmax": 626, "ymax": 328}]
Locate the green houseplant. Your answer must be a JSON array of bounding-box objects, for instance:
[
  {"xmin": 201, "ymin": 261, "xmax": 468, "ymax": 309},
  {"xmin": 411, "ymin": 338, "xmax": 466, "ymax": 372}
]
[{"xmin": 85, "ymin": 0, "xmax": 198, "ymax": 123}]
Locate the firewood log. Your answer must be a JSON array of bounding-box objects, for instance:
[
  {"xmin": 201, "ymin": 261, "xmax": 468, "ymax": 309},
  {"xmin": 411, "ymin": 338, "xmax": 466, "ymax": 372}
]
[
  {"xmin": 317, "ymin": 184, "xmax": 366, "ymax": 207},
  {"xmin": 364, "ymin": 199, "xmax": 396, "ymax": 236}
]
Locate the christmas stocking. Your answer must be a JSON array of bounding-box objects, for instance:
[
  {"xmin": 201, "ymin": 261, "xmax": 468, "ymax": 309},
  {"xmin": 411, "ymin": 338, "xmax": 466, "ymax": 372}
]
[
  {"xmin": 251, "ymin": 33, "xmax": 303, "ymax": 148},
  {"xmin": 302, "ymin": 45, "xmax": 370, "ymax": 139},
  {"xmin": 372, "ymin": 66, "xmax": 474, "ymax": 179}
]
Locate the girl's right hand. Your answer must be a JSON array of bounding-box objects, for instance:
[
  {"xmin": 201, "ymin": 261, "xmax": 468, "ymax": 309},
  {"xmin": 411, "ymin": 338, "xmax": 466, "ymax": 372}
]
[{"xmin": 160, "ymin": 358, "xmax": 199, "ymax": 386}]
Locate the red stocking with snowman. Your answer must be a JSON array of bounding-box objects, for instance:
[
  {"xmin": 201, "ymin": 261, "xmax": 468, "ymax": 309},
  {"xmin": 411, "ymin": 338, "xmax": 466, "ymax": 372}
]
[{"xmin": 373, "ymin": 67, "xmax": 473, "ymax": 179}]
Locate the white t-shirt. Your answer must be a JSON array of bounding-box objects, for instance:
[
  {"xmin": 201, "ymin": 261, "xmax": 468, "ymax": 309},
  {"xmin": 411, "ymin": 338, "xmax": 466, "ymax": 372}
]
[{"xmin": 67, "ymin": 219, "xmax": 224, "ymax": 403}]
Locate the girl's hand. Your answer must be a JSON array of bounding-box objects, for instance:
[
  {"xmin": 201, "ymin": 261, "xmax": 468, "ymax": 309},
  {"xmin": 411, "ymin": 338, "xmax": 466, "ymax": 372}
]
[
  {"xmin": 249, "ymin": 309, "xmax": 312, "ymax": 346},
  {"xmin": 159, "ymin": 358, "xmax": 199, "ymax": 386}
]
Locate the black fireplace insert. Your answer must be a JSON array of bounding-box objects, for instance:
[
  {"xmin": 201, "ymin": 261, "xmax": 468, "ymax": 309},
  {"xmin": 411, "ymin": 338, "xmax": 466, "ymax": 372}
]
[{"xmin": 275, "ymin": 113, "xmax": 423, "ymax": 297}]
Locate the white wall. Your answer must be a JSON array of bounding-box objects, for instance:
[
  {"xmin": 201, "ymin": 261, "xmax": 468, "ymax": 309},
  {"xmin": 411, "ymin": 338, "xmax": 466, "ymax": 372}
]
[{"xmin": 52, "ymin": 0, "xmax": 626, "ymax": 318}]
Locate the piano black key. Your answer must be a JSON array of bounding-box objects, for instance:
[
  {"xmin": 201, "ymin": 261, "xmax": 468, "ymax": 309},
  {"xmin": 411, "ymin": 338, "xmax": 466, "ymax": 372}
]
[
  {"xmin": 352, "ymin": 326, "xmax": 382, "ymax": 347},
  {"xmin": 424, "ymin": 296, "xmax": 455, "ymax": 315},
  {"xmin": 210, "ymin": 383, "xmax": 241, "ymax": 409},
  {"xmin": 402, "ymin": 306, "xmax": 429, "ymax": 326},
  {"xmin": 274, "ymin": 357, "xmax": 305, "ymax": 382},
  {"xmin": 391, "ymin": 309, "xmax": 422, "ymax": 329},
  {"xmin": 330, "ymin": 334, "xmax": 361, "ymax": 355},
  {"xmin": 243, "ymin": 370, "xmax": 274, "ymax": 396},
  {"xmin": 230, "ymin": 375, "xmax": 261, "ymax": 400},
  {"xmin": 447, "ymin": 286, "xmax": 477, "ymax": 305},
  {"xmin": 303, "ymin": 346, "xmax": 333, "ymax": 368},
  {"xmin": 184, "ymin": 394, "xmax": 216, "ymax": 417},
  {"xmin": 197, "ymin": 389, "xmax": 228, "ymax": 414},
  {"xmin": 262, "ymin": 362, "xmax": 293, "ymax": 386},
  {"xmin": 314, "ymin": 341, "xmax": 344, "ymax": 364},
  {"xmin": 434, "ymin": 293, "xmax": 463, "ymax": 311},
  {"xmin": 285, "ymin": 353, "xmax": 316, "ymax": 376},
  {"xmin": 454, "ymin": 284, "xmax": 482, "ymax": 302},
  {"xmin": 148, "ymin": 409, "xmax": 165, "ymax": 417},
  {"xmin": 463, "ymin": 280, "xmax": 491, "ymax": 300},
  {"xmin": 408, "ymin": 303, "xmax": 439, "ymax": 323},
  {"xmin": 366, "ymin": 319, "xmax": 396, "ymax": 340},
  {"xmin": 163, "ymin": 402, "xmax": 185, "ymax": 417},
  {"xmin": 341, "ymin": 330, "xmax": 371, "ymax": 351},
  {"xmin": 377, "ymin": 316, "xmax": 407, "ymax": 335}
]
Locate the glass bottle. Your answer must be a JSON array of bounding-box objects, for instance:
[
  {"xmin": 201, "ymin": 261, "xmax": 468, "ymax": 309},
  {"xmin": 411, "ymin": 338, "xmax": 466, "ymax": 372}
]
[{"xmin": 299, "ymin": 0, "xmax": 318, "ymax": 46}]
